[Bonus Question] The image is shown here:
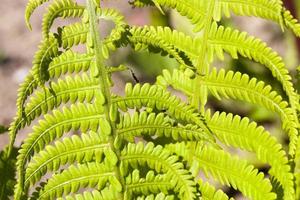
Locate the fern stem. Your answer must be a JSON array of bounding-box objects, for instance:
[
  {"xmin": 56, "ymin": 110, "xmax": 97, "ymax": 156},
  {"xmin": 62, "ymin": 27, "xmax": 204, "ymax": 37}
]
[
  {"xmin": 86, "ymin": 0, "xmax": 125, "ymax": 197},
  {"xmin": 192, "ymin": 0, "xmax": 216, "ymax": 112}
]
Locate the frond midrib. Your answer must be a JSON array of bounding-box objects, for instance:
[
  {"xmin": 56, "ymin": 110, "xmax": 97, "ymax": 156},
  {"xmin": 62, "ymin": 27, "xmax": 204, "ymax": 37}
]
[
  {"xmin": 203, "ymin": 79, "xmax": 288, "ymax": 119},
  {"xmin": 24, "ymin": 143, "xmax": 109, "ymax": 184},
  {"xmin": 22, "ymin": 114, "xmax": 102, "ymax": 166},
  {"xmin": 117, "ymin": 125, "xmax": 203, "ymax": 138},
  {"xmin": 39, "ymin": 172, "xmax": 115, "ymax": 198},
  {"xmin": 126, "ymin": 181, "xmax": 171, "ymax": 190},
  {"xmin": 48, "ymin": 56, "xmax": 93, "ymax": 71}
]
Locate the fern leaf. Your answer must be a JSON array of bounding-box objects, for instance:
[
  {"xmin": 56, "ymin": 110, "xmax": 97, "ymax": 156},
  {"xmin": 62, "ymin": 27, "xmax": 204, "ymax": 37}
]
[
  {"xmin": 57, "ymin": 187, "xmax": 120, "ymax": 200},
  {"xmin": 125, "ymin": 170, "xmax": 172, "ymax": 198},
  {"xmin": 25, "ymin": 0, "xmax": 50, "ymax": 29},
  {"xmin": 117, "ymin": 111, "xmax": 211, "ymax": 142},
  {"xmin": 59, "ymin": 22, "xmax": 89, "ymax": 49},
  {"xmin": 198, "ymin": 179, "xmax": 232, "ymax": 200},
  {"xmin": 9, "ymin": 74, "xmax": 100, "ymax": 157},
  {"xmin": 283, "ymin": 9, "xmax": 300, "ymax": 37},
  {"xmin": 113, "ymin": 83, "xmax": 214, "ymax": 141},
  {"xmin": 205, "ymin": 110, "xmax": 294, "ymax": 199},
  {"xmin": 42, "ymin": 0, "xmax": 85, "ymax": 38},
  {"xmin": 195, "ymin": 147, "xmax": 277, "ymax": 199},
  {"xmin": 30, "ymin": 22, "xmax": 89, "ymax": 88},
  {"xmin": 8, "ymin": 72, "xmax": 37, "ymax": 152},
  {"xmin": 15, "ymin": 72, "xmax": 37, "ymax": 119},
  {"xmin": 24, "ymin": 131, "xmax": 109, "ymax": 188},
  {"xmin": 205, "ymin": 68, "xmax": 298, "ymax": 155},
  {"xmin": 25, "ymin": 73, "xmax": 98, "ymax": 119},
  {"xmin": 129, "ymin": 0, "xmax": 206, "ymax": 31},
  {"xmin": 175, "ymin": 143, "xmax": 277, "ymax": 200},
  {"xmin": 207, "ymin": 23, "xmax": 299, "ymax": 113},
  {"xmin": 32, "ymin": 34, "xmax": 60, "ymax": 85},
  {"xmin": 157, "ymin": 68, "xmax": 298, "ymax": 155},
  {"xmin": 130, "ymin": 0, "xmax": 298, "ymax": 33},
  {"xmin": 13, "ymin": 27, "xmax": 90, "ymax": 122},
  {"xmin": 48, "ymin": 50, "xmax": 93, "ymax": 77},
  {"xmin": 121, "ymin": 142, "xmax": 197, "ymax": 199},
  {"xmin": 15, "ymin": 103, "xmax": 105, "ymax": 197},
  {"xmin": 56, "ymin": 187, "xmax": 120, "ymax": 200},
  {"xmin": 59, "ymin": 7, "xmax": 126, "ymax": 50},
  {"xmin": 58, "ymin": 7, "xmax": 127, "ymax": 49},
  {"xmin": 127, "ymin": 26, "xmax": 191, "ymax": 68},
  {"xmin": 129, "ymin": 26, "xmax": 201, "ymax": 65},
  {"xmin": 156, "ymin": 68, "xmax": 194, "ymax": 96},
  {"xmin": 9, "ymin": 35, "xmax": 59, "ymax": 150},
  {"xmin": 213, "ymin": 0, "xmax": 284, "ymax": 26},
  {"xmin": 37, "ymin": 162, "xmax": 115, "ymax": 199},
  {"xmin": 156, "ymin": 22, "xmax": 298, "ymax": 112},
  {"xmin": 136, "ymin": 193, "xmax": 174, "ymax": 200}
]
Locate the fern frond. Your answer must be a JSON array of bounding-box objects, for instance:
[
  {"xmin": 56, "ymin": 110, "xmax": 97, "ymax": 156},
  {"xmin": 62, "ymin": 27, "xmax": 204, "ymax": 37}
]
[
  {"xmin": 59, "ymin": 7, "xmax": 126, "ymax": 48},
  {"xmin": 125, "ymin": 170, "xmax": 172, "ymax": 198},
  {"xmin": 283, "ymin": 9, "xmax": 300, "ymax": 37},
  {"xmin": 113, "ymin": 83, "xmax": 214, "ymax": 141},
  {"xmin": 15, "ymin": 103, "xmax": 105, "ymax": 197},
  {"xmin": 121, "ymin": 142, "xmax": 197, "ymax": 199},
  {"xmin": 205, "ymin": 110, "xmax": 294, "ymax": 199},
  {"xmin": 136, "ymin": 193, "xmax": 174, "ymax": 200},
  {"xmin": 13, "ymin": 25, "xmax": 90, "ymax": 121},
  {"xmin": 15, "ymin": 72, "xmax": 37, "ymax": 119},
  {"xmin": 8, "ymin": 72, "xmax": 37, "ymax": 152},
  {"xmin": 157, "ymin": 68, "xmax": 298, "ymax": 155},
  {"xmin": 129, "ymin": 0, "xmax": 206, "ymax": 31},
  {"xmin": 26, "ymin": 73, "xmax": 98, "ymax": 119},
  {"xmin": 127, "ymin": 26, "xmax": 191, "ymax": 68},
  {"xmin": 59, "ymin": 7, "xmax": 126, "ymax": 50},
  {"xmin": 128, "ymin": 26, "xmax": 201, "ymax": 65},
  {"xmin": 24, "ymin": 131, "xmax": 109, "ymax": 188},
  {"xmin": 198, "ymin": 179, "xmax": 232, "ymax": 200},
  {"xmin": 25, "ymin": 0, "xmax": 50, "ymax": 29},
  {"xmin": 32, "ymin": 34, "xmax": 60, "ymax": 85},
  {"xmin": 42, "ymin": 0, "xmax": 85, "ymax": 38},
  {"xmin": 177, "ymin": 144, "xmax": 276, "ymax": 200},
  {"xmin": 30, "ymin": 22, "xmax": 90, "ymax": 90},
  {"xmin": 205, "ymin": 68, "xmax": 298, "ymax": 154},
  {"xmin": 48, "ymin": 50, "xmax": 93, "ymax": 77},
  {"xmin": 212, "ymin": 0, "xmax": 284, "ymax": 26},
  {"xmin": 37, "ymin": 162, "xmax": 115, "ymax": 199},
  {"xmin": 56, "ymin": 187, "xmax": 120, "ymax": 200},
  {"xmin": 17, "ymin": 103, "xmax": 105, "ymax": 163},
  {"xmin": 207, "ymin": 23, "xmax": 299, "ymax": 113},
  {"xmin": 9, "ymin": 74, "xmax": 100, "ymax": 159},
  {"xmin": 9, "ymin": 35, "xmax": 59, "ymax": 151},
  {"xmin": 117, "ymin": 111, "xmax": 210, "ymax": 142},
  {"xmin": 156, "ymin": 68, "xmax": 194, "ymax": 96},
  {"xmin": 129, "ymin": 0, "xmax": 297, "ymax": 33},
  {"xmin": 59, "ymin": 22, "xmax": 89, "ymax": 49},
  {"xmin": 196, "ymin": 147, "xmax": 276, "ymax": 200}
]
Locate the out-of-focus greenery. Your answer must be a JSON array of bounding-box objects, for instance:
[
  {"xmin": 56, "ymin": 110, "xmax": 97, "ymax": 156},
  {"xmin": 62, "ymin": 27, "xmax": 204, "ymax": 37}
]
[{"xmin": 0, "ymin": 124, "xmax": 17, "ymax": 200}]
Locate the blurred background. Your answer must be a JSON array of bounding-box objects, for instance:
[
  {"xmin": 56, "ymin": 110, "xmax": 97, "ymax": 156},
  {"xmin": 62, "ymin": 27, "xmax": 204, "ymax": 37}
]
[{"xmin": 0, "ymin": 0, "xmax": 300, "ymax": 198}]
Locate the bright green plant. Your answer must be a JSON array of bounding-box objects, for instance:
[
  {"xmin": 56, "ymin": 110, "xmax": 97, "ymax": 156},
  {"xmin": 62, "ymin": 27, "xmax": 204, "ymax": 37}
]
[{"xmin": 3, "ymin": 0, "xmax": 300, "ymax": 199}]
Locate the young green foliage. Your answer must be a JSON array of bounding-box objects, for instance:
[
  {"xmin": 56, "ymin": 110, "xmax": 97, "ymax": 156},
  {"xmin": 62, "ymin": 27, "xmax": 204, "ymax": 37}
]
[{"xmin": 3, "ymin": 0, "xmax": 300, "ymax": 199}]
